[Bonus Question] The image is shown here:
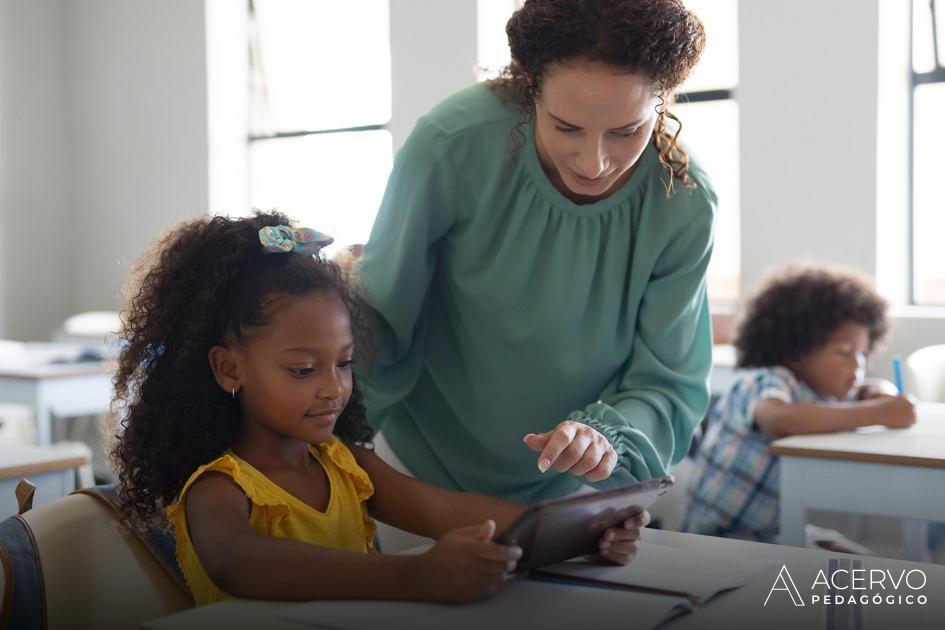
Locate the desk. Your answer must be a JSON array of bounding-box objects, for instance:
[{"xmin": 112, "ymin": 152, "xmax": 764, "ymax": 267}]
[
  {"xmin": 141, "ymin": 528, "xmax": 945, "ymax": 630},
  {"xmin": 772, "ymin": 403, "xmax": 945, "ymax": 561},
  {"xmin": 710, "ymin": 344, "xmax": 736, "ymax": 396},
  {"xmin": 0, "ymin": 363, "xmax": 111, "ymax": 446},
  {"xmin": 0, "ymin": 443, "xmax": 89, "ymax": 518}
]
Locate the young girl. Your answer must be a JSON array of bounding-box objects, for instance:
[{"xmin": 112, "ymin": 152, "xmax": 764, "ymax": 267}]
[
  {"xmin": 681, "ymin": 265, "xmax": 916, "ymax": 544},
  {"xmin": 111, "ymin": 211, "xmax": 644, "ymax": 606}
]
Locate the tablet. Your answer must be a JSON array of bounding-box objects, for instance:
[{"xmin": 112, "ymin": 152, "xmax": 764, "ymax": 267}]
[{"xmin": 494, "ymin": 476, "xmax": 674, "ymax": 571}]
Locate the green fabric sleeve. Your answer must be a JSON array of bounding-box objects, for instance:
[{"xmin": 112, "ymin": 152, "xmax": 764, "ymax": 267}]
[
  {"xmin": 355, "ymin": 118, "xmax": 458, "ymax": 428},
  {"xmin": 570, "ymin": 201, "xmax": 716, "ymax": 487}
]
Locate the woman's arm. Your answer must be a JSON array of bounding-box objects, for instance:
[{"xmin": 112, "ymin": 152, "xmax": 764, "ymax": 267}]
[
  {"xmin": 558, "ymin": 202, "xmax": 716, "ymax": 487},
  {"xmin": 754, "ymin": 396, "xmax": 917, "ymax": 439},
  {"xmin": 184, "ymin": 472, "xmax": 518, "ymax": 603},
  {"xmin": 350, "ymin": 445, "xmax": 526, "ymax": 539}
]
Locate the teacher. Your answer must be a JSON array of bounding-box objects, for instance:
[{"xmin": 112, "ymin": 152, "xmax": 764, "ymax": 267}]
[{"xmin": 355, "ymin": 0, "xmax": 714, "ymax": 507}]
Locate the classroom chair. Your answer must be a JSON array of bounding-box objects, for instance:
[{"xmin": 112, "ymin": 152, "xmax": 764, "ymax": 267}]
[{"xmin": 906, "ymin": 344, "xmax": 945, "ymax": 403}]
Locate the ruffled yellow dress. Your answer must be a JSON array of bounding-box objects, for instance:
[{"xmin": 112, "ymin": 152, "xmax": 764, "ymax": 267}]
[{"xmin": 166, "ymin": 435, "xmax": 377, "ymax": 605}]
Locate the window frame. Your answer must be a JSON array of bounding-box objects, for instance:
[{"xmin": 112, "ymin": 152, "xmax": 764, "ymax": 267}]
[{"xmin": 910, "ymin": 0, "xmax": 945, "ymax": 305}]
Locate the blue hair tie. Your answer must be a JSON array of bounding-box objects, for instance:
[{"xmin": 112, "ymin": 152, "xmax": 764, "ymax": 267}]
[{"xmin": 259, "ymin": 225, "xmax": 333, "ymax": 255}]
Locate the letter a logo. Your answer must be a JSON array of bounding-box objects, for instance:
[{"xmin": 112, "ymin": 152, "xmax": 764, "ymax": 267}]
[{"xmin": 764, "ymin": 565, "xmax": 805, "ymax": 607}]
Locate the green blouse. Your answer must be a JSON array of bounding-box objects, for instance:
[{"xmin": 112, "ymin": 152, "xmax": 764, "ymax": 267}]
[{"xmin": 356, "ymin": 84, "xmax": 716, "ymax": 503}]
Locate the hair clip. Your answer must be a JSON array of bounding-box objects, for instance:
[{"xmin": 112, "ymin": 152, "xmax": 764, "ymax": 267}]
[{"xmin": 259, "ymin": 225, "xmax": 333, "ymax": 256}]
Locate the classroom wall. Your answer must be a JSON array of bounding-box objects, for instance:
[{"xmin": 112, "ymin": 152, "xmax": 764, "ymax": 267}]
[
  {"xmin": 0, "ymin": 0, "xmax": 71, "ymax": 340},
  {"xmin": 0, "ymin": 0, "xmax": 942, "ymax": 364}
]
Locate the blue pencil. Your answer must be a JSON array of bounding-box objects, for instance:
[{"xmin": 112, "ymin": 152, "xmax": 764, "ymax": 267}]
[{"xmin": 893, "ymin": 356, "xmax": 905, "ymax": 394}]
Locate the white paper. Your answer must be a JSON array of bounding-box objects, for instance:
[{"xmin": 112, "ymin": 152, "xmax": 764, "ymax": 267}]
[
  {"xmin": 538, "ymin": 541, "xmax": 777, "ymax": 604},
  {"xmin": 277, "ymin": 577, "xmax": 692, "ymax": 630}
]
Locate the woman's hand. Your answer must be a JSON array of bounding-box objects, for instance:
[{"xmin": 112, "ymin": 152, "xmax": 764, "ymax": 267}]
[
  {"xmin": 523, "ymin": 420, "xmax": 617, "ymax": 482},
  {"xmin": 589, "ymin": 510, "xmax": 650, "ymax": 565},
  {"xmin": 417, "ymin": 520, "xmax": 522, "ymax": 604}
]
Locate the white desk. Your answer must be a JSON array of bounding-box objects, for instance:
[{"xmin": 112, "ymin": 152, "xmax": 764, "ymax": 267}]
[
  {"xmin": 710, "ymin": 344, "xmax": 736, "ymax": 396},
  {"xmin": 772, "ymin": 403, "xmax": 945, "ymax": 561},
  {"xmin": 0, "ymin": 443, "xmax": 89, "ymax": 518},
  {"xmin": 141, "ymin": 527, "xmax": 945, "ymax": 630},
  {"xmin": 0, "ymin": 363, "xmax": 111, "ymax": 446}
]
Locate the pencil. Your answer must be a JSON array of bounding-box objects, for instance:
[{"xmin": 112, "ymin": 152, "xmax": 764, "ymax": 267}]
[{"xmin": 893, "ymin": 356, "xmax": 905, "ymax": 394}]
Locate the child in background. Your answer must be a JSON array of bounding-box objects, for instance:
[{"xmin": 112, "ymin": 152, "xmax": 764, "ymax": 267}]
[
  {"xmin": 681, "ymin": 266, "xmax": 915, "ymax": 544},
  {"xmin": 111, "ymin": 211, "xmax": 644, "ymax": 606}
]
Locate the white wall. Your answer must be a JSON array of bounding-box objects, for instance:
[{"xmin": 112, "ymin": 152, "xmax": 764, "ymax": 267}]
[
  {"xmin": 66, "ymin": 0, "xmax": 210, "ymax": 314},
  {"xmin": 0, "ymin": 0, "xmax": 942, "ymax": 360},
  {"xmin": 389, "ymin": 0, "xmax": 478, "ymax": 152},
  {"xmin": 0, "ymin": 0, "xmax": 71, "ymax": 340},
  {"xmin": 0, "ymin": 0, "xmax": 210, "ymax": 340},
  {"xmin": 738, "ymin": 0, "xmax": 944, "ymax": 377}
]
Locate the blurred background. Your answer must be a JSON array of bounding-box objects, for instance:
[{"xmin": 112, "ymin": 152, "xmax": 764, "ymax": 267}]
[{"xmin": 0, "ymin": 0, "xmax": 942, "ymax": 556}]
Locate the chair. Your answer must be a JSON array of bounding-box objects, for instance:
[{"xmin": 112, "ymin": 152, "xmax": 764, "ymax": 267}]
[
  {"xmin": 0, "ymin": 486, "xmax": 192, "ymax": 629},
  {"xmin": 905, "ymin": 344, "xmax": 945, "ymax": 403}
]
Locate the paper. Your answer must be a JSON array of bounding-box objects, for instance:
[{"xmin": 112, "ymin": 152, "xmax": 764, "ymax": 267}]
[
  {"xmin": 277, "ymin": 577, "xmax": 692, "ymax": 630},
  {"xmin": 535, "ymin": 541, "xmax": 777, "ymax": 605}
]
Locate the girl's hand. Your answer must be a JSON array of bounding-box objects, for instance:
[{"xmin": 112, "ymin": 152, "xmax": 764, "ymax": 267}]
[
  {"xmin": 523, "ymin": 421, "xmax": 617, "ymax": 482},
  {"xmin": 589, "ymin": 509, "xmax": 651, "ymax": 565},
  {"xmin": 417, "ymin": 520, "xmax": 522, "ymax": 604}
]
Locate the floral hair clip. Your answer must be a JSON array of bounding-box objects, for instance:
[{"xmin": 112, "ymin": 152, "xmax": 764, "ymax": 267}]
[{"xmin": 259, "ymin": 225, "xmax": 333, "ymax": 256}]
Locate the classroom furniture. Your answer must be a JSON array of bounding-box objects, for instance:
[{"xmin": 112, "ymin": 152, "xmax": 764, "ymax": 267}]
[
  {"xmin": 0, "ymin": 488, "xmax": 192, "ymax": 630},
  {"xmin": 0, "ymin": 444, "xmax": 90, "ymax": 519},
  {"xmin": 772, "ymin": 402, "xmax": 945, "ymax": 562},
  {"xmin": 139, "ymin": 526, "xmax": 945, "ymax": 630},
  {"xmin": 906, "ymin": 344, "xmax": 945, "ymax": 403},
  {"xmin": 710, "ymin": 343, "xmax": 736, "ymax": 396},
  {"xmin": 0, "ymin": 362, "xmax": 111, "ymax": 447}
]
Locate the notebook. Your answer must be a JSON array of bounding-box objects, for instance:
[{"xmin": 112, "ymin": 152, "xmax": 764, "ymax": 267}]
[{"xmin": 532, "ymin": 540, "xmax": 778, "ymax": 606}]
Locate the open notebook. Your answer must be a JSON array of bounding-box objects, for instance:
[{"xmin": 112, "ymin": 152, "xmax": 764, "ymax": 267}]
[
  {"xmin": 277, "ymin": 542, "xmax": 777, "ymax": 629},
  {"xmin": 278, "ymin": 578, "xmax": 694, "ymax": 630},
  {"xmin": 532, "ymin": 541, "xmax": 778, "ymax": 606}
]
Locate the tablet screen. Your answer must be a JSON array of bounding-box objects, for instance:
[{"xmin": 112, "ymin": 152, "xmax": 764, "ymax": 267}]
[{"xmin": 495, "ymin": 476, "xmax": 674, "ymax": 571}]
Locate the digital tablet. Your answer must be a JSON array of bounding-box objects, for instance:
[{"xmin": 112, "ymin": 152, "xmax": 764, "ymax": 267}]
[{"xmin": 494, "ymin": 475, "xmax": 674, "ymax": 571}]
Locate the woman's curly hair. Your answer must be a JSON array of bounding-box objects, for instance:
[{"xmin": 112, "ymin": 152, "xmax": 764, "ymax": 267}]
[
  {"xmin": 488, "ymin": 0, "xmax": 706, "ymax": 195},
  {"xmin": 111, "ymin": 211, "xmax": 375, "ymax": 524},
  {"xmin": 734, "ymin": 266, "xmax": 890, "ymax": 369}
]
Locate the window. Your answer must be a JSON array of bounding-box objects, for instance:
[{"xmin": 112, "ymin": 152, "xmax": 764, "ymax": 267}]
[
  {"xmin": 476, "ymin": 0, "xmax": 740, "ymax": 303},
  {"xmin": 673, "ymin": 0, "xmax": 739, "ymax": 304},
  {"xmin": 911, "ymin": 0, "xmax": 945, "ymax": 305},
  {"xmin": 247, "ymin": 0, "xmax": 393, "ymax": 250}
]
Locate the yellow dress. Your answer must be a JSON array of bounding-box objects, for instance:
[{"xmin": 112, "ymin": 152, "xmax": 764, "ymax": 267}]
[{"xmin": 166, "ymin": 435, "xmax": 377, "ymax": 605}]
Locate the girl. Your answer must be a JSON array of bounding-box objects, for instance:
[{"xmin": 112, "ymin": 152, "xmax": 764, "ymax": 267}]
[
  {"xmin": 681, "ymin": 266, "xmax": 916, "ymax": 543},
  {"xmin": 111, "ymin": 211, "xmax": 645, "ymax": 606}
]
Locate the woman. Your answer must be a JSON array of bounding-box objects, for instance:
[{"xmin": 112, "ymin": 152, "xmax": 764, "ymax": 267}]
[{"xmin": 355, "ymin": 0, "xmax": 714, "ymax": 515}]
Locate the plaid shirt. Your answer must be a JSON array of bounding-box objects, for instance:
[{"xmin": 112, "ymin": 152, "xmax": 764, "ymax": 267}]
[{"xmin": 681, "ymin": 366, "xmax": 825, "ymax": 543}]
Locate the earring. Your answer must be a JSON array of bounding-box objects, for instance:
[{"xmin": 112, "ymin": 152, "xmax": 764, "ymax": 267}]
[{"xmin": 231, "ymin": 387, "xmax": 236, "ymax": 399}]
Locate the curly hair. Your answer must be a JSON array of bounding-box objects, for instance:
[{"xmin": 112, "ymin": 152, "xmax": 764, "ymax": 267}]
[
  {"xmin": 111, "ymin": 211, "xmax": 375, "ymax": 524},
  {"xmin": 488, "ymin": 0, "xmax": 706, "ymax": 195},
  {"xmin": 734, "ymin": 266, "xmax": 890, "ymax": 369}
]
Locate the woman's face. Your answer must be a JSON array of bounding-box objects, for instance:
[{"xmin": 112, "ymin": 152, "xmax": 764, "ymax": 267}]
[{"xmin": 533, "ymin": 60, "xmax": 659, "ymax": 202}]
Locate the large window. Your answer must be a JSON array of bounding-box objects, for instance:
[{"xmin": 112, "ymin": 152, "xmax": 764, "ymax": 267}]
[
  {"xmin": 247, "ymin": 0, "xmax": 393, "ymax": 250},
  {"xmin": 912, "ymin": 0, "xmax": 945, "ymax": 305},
  {"xmin": 476, "ymin": 0, "xmax": 740, "ymax": 303}
]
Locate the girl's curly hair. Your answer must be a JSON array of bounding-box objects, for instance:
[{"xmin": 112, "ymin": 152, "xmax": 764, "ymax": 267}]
[
  {"xmin": 734, "ymin": 266, "xmax": 890, "ymax": 369},
  {"xmin": 111, "ymin": 211, "xmax": 374, "ymax": 524},
  {"xmin": 488, "ymin": 0, "xmax": 706, "ymax": 195}
]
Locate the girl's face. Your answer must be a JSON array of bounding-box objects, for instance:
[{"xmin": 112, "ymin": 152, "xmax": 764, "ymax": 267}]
[
  {"xmin": 789, "ymin": 322, "xmax": 870, "ymax": 400},
  {"xmin": 232, "ymin": 292, "xmax": 354, "ymax": 446},
  {"xmin": 533, "ymin": 59, "xmax": 659, "ymax": 203}
]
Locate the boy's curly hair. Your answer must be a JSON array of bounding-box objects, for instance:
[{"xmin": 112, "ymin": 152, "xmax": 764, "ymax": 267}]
[
  {"xmin": 488, "ymin": 0, "xmax": 706, "ymax": 194},
  {"xmin": 111, "ymin": 211, "xmax": 374, "ymax": 524},
  {"xmin": 734, "ymin": 266, "xmax": 890, "ymax": 369}
]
